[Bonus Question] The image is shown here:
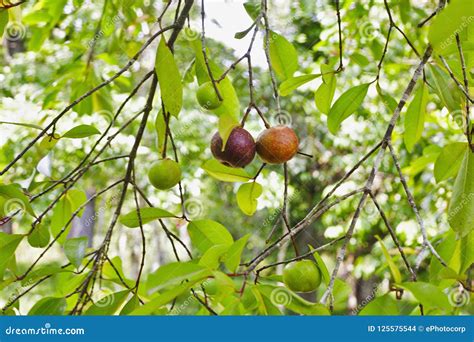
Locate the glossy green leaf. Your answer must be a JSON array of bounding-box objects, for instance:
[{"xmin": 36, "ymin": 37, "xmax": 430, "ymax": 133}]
[
  {"xmin": 187, "ymin": 219, "xmax": 234, "ymax": 254},
  {"xmin": 0, "ymin": 233, "xmax": 23, "ymax": 280},
  {"xmin": 199, "ymin": 244, "xmax": 229, "ymax": 269},
  {"xmin": 268, "ymin": 31, "xmax": 298, "ymax": 80},
  {"xmin": 28, "ymin": 297, "xmax": 66, "ymax": 315},
  {"xmin": 448, "ymin": 150, "xmax": 474, "ymax": 237},
  {"xmin": 155, "ymin": 109, "xmax": 166, "ymax": 154},
  {"xmin": 279, "ymin": 74, "xmax": 320, "ymax": 96},
  {"xmin": 315, "ymin": 65, "xmax": 337, "ymax": 114},
  {"xmin": 63, "ymin": 236, "xmax": 88, "ymax": 268},
  {"xmin": 62, "ymin": 124, "xmax": 100, "ymax": 139},
  {"xmin": 398, "ymin": 282, "xmax": 451, "ymax": 310},
  {"xmin": 218, "ymin": 113, "xmax": 240, "ymax": 148},
  {"xmin": 119, "ymin": 208, "xmax": 177, "ymax": 228},
  {"xmin": 27, "ymin": 223, "xmax": 50, "ymax": 248},
  {"xmin": 85, "ymin": 290, "xmax": 130, "ymax": 315},
  {"xmin": 50, "ymin": 196, "xmax": 73, "ymax": 245},
  {"xmin": 236, "ymin": 182, "xmax": 262, "ymax": 216},
  {"xmin": 327, "ymin": 83, "xmax": 370, "ymax": 134},
  {"xmin": 155, "ymin": 38, "xmax": 183, "ymax": 117},
  {"xmin": 375, "ymin": 236, "xmax": 402, "ymax": 284},
  {"xmin": 147, "ymin": 261, "xmax": 211, "ymax": 292},
  {"xmin": 359, "ymin": 294, "xmax": 400, "ymax": 315},
  {"xmin": 404, "ymin": 83, "xmax": 428, "ymax": 152},
  {"xmin": 429, "ymin": 0, "xmax": 474, "ymax": 54},
  {"xmin": 434, "ymin": 142, "xmax": 468, "ymax": 183},
  {"xmin": 202, "ymin": 159, "xmax": 252, "ymax": 182},
  {"xmin": 224, "ymin": 234, "xmax": 250, "ymax": 272},
  {"xmin": 427, "ymin": 65, "xmax": 463, "ymax": 113},
  {"xmin": 0, "ymin": 10, "xmax": 8, "ymax": 37},
  {"xmin": 0, "ymin": 183, "xmax": 35, "ymax": 217}
]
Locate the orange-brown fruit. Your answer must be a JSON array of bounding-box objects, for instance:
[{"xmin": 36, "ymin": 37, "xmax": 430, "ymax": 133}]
[{"xmin": 256, "ymin": 126, "xmax": 299, "ymax": 164}]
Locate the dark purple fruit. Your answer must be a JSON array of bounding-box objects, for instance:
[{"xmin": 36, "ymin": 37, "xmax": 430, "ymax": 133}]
[{"xmin": 211, "ymin": 127, "xmax": 256, "ymax": 168}]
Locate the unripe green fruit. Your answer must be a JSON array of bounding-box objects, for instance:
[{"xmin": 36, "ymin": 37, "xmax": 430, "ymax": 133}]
[
  {"xmin": 148, "ymin": 159, "xmax": 181, "ymax": 190},
  {"xmin": 283, "ymin": 260, "xmax": 321, "ymax": 293},
  {"xmin": 196, "ymin": 82, "xmax": 222, "ymax": 110}
]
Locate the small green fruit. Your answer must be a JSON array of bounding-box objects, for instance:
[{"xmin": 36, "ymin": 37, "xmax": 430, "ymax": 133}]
[
  {"xmin": 148, "ymin": 159, "xmax": 181, "ymax": 190},
  {"xmin": 196, "ymin": 82, "xmax": 222, "ymax": 110},
  {"xmin": 283, "ymin": 260, "xmax": 321, "ymax": 293}
]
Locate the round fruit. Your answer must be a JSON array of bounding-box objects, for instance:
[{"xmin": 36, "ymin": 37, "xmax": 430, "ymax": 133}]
[
  {"xmin": 147, "ymin": 159, "xmax": 181, "ymax": 190},
  {"xmin": 211, "ymin": 127, "xmax": 256, "ymax": 168},
  {"xmin": 283, "ymin": 260, "xmax": 321, "ymax": 293},
  {"xmin": 256, "ymin": 126, "xmax": 299, "ymax": 164},
  {"xmin": 196, "ymin": 82, "xmax": 222, "ymax": 110}
]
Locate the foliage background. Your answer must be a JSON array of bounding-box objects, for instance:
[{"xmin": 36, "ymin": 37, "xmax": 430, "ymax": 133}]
[{"xmin": 0, "ymin": 0, "xmax": 472, "ymax": 315}]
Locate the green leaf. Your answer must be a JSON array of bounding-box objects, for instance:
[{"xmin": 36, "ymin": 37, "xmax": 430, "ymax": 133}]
[
  {"xmin": 62, "ymin": 124, "xmax": 100, "ymax": 139},
  {"xmin": 28, "ymin": 297, "xmax": 66, "ymax": 315},
  {"xmin": 359, "ymin": 294, "xmax": 400, "ymax": 315},
  {"xmin": 234, "ymin": 23, "xmax": 256, "ymax": 39},
  {"xmin": 27, "ymin": 223, "xmax": 50, "ymax": 248},
  {"xmin": 66, "ymin": 189, "xmax": 87, "ymax": 217},
  {"xmin": 132, "ymin": 280, "xmax": 203, "ymax": 315},
  {"xmin": 119, "ymin": 208, "xmax": 177, "ymax": 228},
  {"xmin": 427, "ymin": 65, "xmax": 463, "ymax": 113},
  {"xmin": 258, "ymin": 285, "xmax": 330, "ymax": 315},
  {"xmin": 243, "ymin": 1, "xmax": 261, "ymax": 20},
  {"xmin": 155, "ymin": 109, "xmax": 166, "ymax": 155},
  {"xmin": 187, "ymin": 219, "xmax": 234, "ymax": 254},
  {"xmin": 279, "ymin": 74, "xmax": 320, "ymax": 96},
  {"xmin": 460, "ymin": 231, "xmax": 474, "ymax": 274},
  {"xmin": 268, "ymin": 31, "xmax": 298, "ymax": 80},
  {"xmin": 236, "ymin": 182, "xmax": 262, "ymax": 216},
  {"xmin": 0, "ymin": 233, "xmax": 23, "ymax": 280},
  {"xmin": 429, "ymin": 0, "xmax": 474, "ymax": 54},
  {"xmin": 0, "ymin": 183, "xmax": 35, "ymax": 217},
  {"xmin": 202, "ymin": 159, "xmax": 252, "ymax": 182},
  {"xmin": 309, "ymin": 245, "xmax": 330, "ymax": 285},
  {"xmin": 147, "ymin": 261, "xmax": 211, "ymax": 292},
  {"xmin": 218, "ymin": 114, "xmax": 240, "ymax": 148},
  {"xmin": 315, "ymin": 65, "xmax": 337, "ymax": 114},
  {"xmin": 224, "ymin": 234, "xmax": 250, "ymax": 272},
  {"xmin": 0, "ymin": 10, "xmax": 8, "ymax": 37},
  {"xmin": 327, "ymin": 83, "xmax": 370, "ymax": 134},
  {"xmin": 199, "ymin": 244, "xmax": 229, "ymax": 269},
  {"xmin": 434, "ymin": 143, "xmax": 468, "ymax": 183},
  {"xmin": 50, "ymin": 196, "xmax": 73, "ymax": 245},
  {"xmin": 404, "ymin": 83, "xmax": 428, "ymax": 152},
  {"xmin": 448, "ymin": 150, "xmax": 474, "ymax": 237},
  {"xmin": 63, "ymin": 237, "xmax": 88, "ymax": 268},
  {"xmin": 0, "ymin": 121, "xmax": 42, "ymax": 130},
  {"xmin": 375, "ymin": 236, "xmax": 402, "ymax": 284},
  {"xmin": 120, "ymin": 295, "xmax": 140, "ymax": 315},
  {"xmin": 85, "ymin": 290, "xmax": 130, "ymax": 315},
  {"xmin": 155, "ymin": 38, "xmax": 183, "ymax": 117},
  {"xmin": 398, "ymin": 282, "xmax": 451, "ymax": 311}
]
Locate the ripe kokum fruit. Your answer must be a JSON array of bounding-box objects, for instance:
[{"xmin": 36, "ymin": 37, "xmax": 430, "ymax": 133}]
[
  {"xmin": 283, "ymin": 260, "xmax": 321, "ymax": 293},
  {"xmin": 196, "ymin": 82, "xmax": 222, "ymax": 110},
  {"xmin": 148, "ymin": 159, "xmax": 181, "ymax": 190},
  {"xmin": 256, "ymin": 125, "xmax": 299, "ymax": 164},
  {"xmin": 211, "ymin": 127, "xmax": 256, "ymax": 168}
]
